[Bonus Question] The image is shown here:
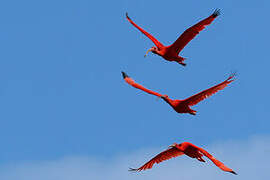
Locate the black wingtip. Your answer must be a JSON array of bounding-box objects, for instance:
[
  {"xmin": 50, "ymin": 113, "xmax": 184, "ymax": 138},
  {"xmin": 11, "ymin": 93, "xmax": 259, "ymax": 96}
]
[
  {"xmin": 126, "ymin": 12, "xmax": 130, "ymax": 19},
  {"xmin": 227, "ymin": 71, "xmax": 237, "ymax": 81},
  {"xmin": 128, "ymin": 168, "xmax": 138, "ymax": 172},
  {"xmin": 212, "ymin": 9, "xmax": 221, "ymax": 17},
  {"xmin": 230, "ymin": 171, "xmax": 237, "ymax": 175},
  {"xmin": 121, "ymin": 71, "xmax": 129, "ymax": 79}
]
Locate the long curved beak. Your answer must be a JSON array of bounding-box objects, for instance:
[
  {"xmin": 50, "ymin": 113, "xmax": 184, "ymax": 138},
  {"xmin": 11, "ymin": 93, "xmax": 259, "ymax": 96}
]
[{"xmin": 144, "ymin": 48, "xmax": 152, "ymax": 57}]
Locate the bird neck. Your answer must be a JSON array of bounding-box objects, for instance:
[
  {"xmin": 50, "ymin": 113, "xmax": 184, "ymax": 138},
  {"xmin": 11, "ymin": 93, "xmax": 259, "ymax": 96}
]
[{"xmin": 162, "ymin": 97, "xmax": 174, "ymax": 106}]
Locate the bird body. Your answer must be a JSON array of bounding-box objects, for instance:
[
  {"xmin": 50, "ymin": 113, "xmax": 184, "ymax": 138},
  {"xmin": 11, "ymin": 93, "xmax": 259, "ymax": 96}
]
[
  {"xmin": 126, "ymin": 9, "xmax": 220, "ymax": 66},
  {"xmin": 122, "ymin": 71, "xmax": 235, "ymax": 115},
  {"xmin": 147, "ymin": 45, "xmax": 186, "ymax": 63},
  {"xmin": 124, "ymin": 8, "xmax": 238, "ymax": 176},
  {"xmin": 130, "ymin": 142, "xmax": 237, "ymax": 175},
  {"xmin": 161, "ymin": 98, "xmax": 197, "ymax": 114}
]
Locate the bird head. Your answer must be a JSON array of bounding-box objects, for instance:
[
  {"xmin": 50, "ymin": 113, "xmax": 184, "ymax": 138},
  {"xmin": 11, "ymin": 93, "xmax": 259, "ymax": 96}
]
[
  {"xmin": 169, "ymin": 143, "xmax": 183, "ymax": 150},
  {"xmin": 169, "ymin": 143, "xmax": 178, "ymax": 148},
  {"xmin": 144, "ymin": 46, "xmax": 158, "ymax": 57}
]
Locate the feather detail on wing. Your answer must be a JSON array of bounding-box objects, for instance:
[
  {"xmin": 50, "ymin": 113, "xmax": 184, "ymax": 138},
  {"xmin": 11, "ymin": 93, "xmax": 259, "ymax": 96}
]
[
  {"xmin": 126, "ymin": 13, "xmax": 164, "ymax": 49},
  {"xmin": 129, "ymin": 147, "xmax": 184, "ymax": 172},
  {"xmin": 169, "ymin": 9, "xmax": 220, "ymax": 54},
  {"xmin": 190, "ymin": 144, "xmax": 237, "ymax": 175},
  {"xmin": 182, "ymin": 72, "xmax": 235, "ymax": 106},
  {"xmin": 122, "ymin": 71, "xmax": 163, "ymax": 97}
]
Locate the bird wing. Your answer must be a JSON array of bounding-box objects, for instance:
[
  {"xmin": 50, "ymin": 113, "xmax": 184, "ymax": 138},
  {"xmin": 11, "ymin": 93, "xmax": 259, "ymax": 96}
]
[
  {"xmin": 122, "ymin": 71, "xmax": 163, "ymax": 97},
  {"xmin": 182, "ymin": 73, "xmax": 235, "ymax": 106},
  {"xmin": 126, "ymin": 13, "xmax": 164, "ymax": 49},
  {"xmin": 169, "ymin": 9, "xmax": 220, "ymax": 54},
  {"xmin": 129, "ymin": 147, "xmax": 184, "ymax": 172},
  {"xmin": 190, "ymin": 144, "xmax": 237, "ymax": 174}
]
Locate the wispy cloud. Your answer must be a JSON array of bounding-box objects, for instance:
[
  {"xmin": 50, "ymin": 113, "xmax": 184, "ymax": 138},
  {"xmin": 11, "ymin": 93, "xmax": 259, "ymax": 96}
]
[{"xmin": 0, "ymin": 135, "xmax": 269, "ymax": 180}]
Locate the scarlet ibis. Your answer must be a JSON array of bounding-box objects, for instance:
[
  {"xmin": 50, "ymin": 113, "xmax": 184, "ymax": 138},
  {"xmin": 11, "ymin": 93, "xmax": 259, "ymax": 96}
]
[
  {"xmin": 129, "ymin": 142, "xmax": 237, "ymax": 174},
  {"xmin": 126, "ymin": 9, "xmax": 220, "ymax": 66},
  {"xmin": 121, "ymin": 71, "xmax": 235, "ymax": 115}
]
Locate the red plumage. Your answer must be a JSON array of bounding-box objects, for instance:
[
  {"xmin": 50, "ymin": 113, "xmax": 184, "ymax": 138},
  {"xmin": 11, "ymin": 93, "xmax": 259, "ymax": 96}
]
[
  {"xmin": 129, "ymin": 142, "xmax": 237, "ymax": 175},
  {"xmin": 122, "ymin": 71, "xmax": 235, "ymax": 115},
  {"xmin": 126, "ymin": 9, "xmax": 220, "ymax": 66}
]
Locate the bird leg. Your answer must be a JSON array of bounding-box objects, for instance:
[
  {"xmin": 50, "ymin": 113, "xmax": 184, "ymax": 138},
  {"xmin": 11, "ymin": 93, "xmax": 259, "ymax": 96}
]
[
  {"xmin": 189, "ymin": 110, "xmax": 197, "ymax": 115},
  {"xmin": 178, "ymin": 61, "xmax": 186, "ymax": 66},
  {"xmin": 196, "ymin": 151, "xmax": 205, "ymax": 162},
  {"xmin": 197, "ymin": 157, "xmax": 206, "ymax": 162},
  {"xmin": 176, "ymin": 57, "xmax": 186, "ymax": 66}
]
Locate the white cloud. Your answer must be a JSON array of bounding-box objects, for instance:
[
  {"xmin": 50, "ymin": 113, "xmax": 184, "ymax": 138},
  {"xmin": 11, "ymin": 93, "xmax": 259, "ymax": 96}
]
[{"xmin": 0, "ymin": 135, "xmax": 269, "ymax": 180}]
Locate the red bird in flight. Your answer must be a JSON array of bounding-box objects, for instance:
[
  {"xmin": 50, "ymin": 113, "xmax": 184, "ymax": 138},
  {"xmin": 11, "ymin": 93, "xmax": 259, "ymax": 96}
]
[
  {"xmin": 126, "ymin": 9, "xmax": 220, "ymax": 66},
  {"xmin": 129, "ymin": 142, "xmax": 237, "ymax": 174},
  {"xmin": 122, "ymin": 71, "xmax": 235, "ymax": 115}
]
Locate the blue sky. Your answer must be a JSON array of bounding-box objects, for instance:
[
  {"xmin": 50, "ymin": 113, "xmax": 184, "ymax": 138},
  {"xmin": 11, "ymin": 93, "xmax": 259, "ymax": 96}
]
[{"xmin": 0, "ymin": 0, "xmax": 269, "ymax": 179}]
